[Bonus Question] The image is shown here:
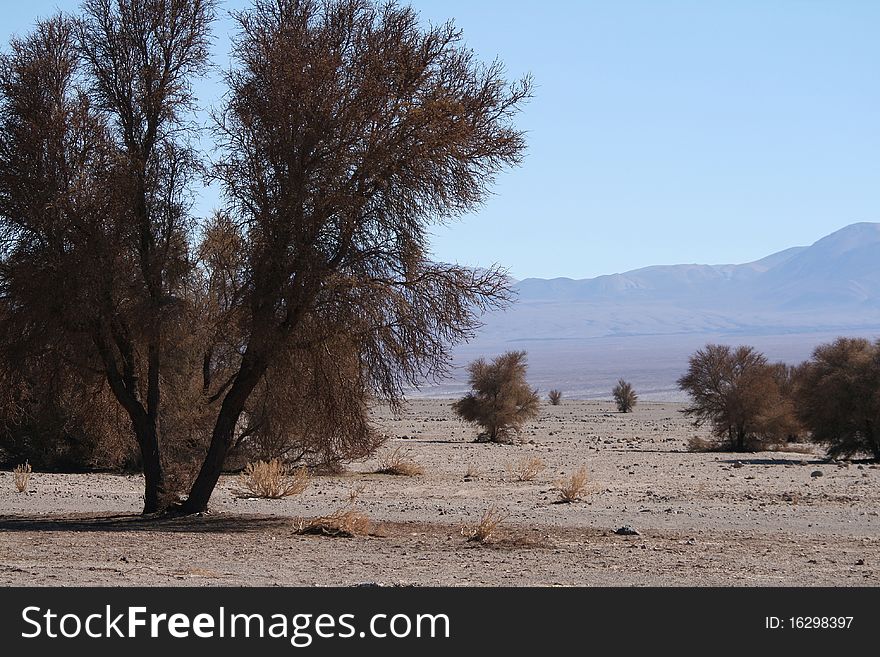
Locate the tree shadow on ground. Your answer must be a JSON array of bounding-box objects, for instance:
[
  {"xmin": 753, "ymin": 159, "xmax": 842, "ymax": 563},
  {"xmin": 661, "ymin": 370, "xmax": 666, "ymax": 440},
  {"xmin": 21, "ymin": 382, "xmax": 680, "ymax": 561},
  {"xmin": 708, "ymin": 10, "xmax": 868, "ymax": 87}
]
[
  {"xmin": 719, "ymin": 457, "xmax": 824, "ymax": 466},
  {"xmin": 0, "ymin": 512, "xmax": 292, "ymax": 534}
]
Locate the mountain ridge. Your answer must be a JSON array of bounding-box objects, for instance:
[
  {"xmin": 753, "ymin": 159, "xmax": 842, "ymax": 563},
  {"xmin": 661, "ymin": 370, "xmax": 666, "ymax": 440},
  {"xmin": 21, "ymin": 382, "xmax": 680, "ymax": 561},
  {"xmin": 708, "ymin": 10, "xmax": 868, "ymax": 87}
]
[
  {"xmin": 424, "ymin": 223, "xmax": 880, "ymax": 400},
  {"xmin": 513, "ymin": 222, "xmax": 880, "ymax": 310}
]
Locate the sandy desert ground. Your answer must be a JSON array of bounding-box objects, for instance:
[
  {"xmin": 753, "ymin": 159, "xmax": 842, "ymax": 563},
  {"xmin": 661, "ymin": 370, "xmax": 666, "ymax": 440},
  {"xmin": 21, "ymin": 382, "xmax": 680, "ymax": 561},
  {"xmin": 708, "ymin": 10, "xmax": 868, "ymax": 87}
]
[{"xmin": 1, "ymin": 399, "xmax": 879, "ymax": 586}]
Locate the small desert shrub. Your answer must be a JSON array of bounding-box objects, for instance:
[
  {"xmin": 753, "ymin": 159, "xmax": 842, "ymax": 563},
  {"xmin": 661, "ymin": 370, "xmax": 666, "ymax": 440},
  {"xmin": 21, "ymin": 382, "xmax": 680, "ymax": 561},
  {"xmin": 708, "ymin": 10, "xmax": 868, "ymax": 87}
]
[
  {"xmin": 464, "ymin": 463, "xmax": 483, "ymax": 479},
  {"xmin": 347, "ymin": 484, "xmax": 367, "ymax": 505},
  {"xmin": 507, "ymin": 456, "xmax": 546, "ymax": 482},
  {"xmin": 237, "ymin": 459, "xmax": 309, "ymax": 498},
  {"xmin": 375, "ymin": 446, "xmax": 424, "ymax": 476},
  {"xmin": 463, "ymin": 506, "xmax": 509, "ymax": 543},
  {"xmin": 548, "ymin": 389, "xmax": 562, "ymax": 405},
  {"xmin": 555, "ymin": 465, "xmax": 589, "ymax": 503},
  {"xmin": 453, "ymin": 351, "xmax": 540, "ymax": 443},
  {"xmin": 612, "ymin": 379, "xmax": 637, "ymax": 413},
  {"xmin": 13, "ymin": 461, "xmax": 31, "ymax": 493},
  {"xmin": 295, "ymin": 509, "xmax": 371, "ymax": 538}
]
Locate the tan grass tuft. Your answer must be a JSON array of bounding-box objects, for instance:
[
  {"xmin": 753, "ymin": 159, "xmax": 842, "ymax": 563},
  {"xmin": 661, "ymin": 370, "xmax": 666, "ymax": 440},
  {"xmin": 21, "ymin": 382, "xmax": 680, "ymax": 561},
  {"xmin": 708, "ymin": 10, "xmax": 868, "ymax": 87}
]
[
  {"xmin": 463, "ymin": 506, "xmax": 509, "ymax": 543},
  {"xmin": 236, "ymin": 459, "xmax": 309, "ymax": 499},
  {"xmin": 555, "ymin": 465, "xmax": 590, "ymax": 503},
  {"xmin": 376, "ymin": 446, "xmax": 424, "ymax": 476},
  {"xmin": 347, "ymin": 484, "xmax": 367, "ymax": 505},
  {"xmin": 506, "ymin": 456, "xmax": 545, "ymax": 482},
  {"xmin": 464, "ymin": 463, "xmax": 483, "ymax": 479},
  {"xmin": 13, "ymin": 461, "xmax": 31, "ymax": 493},
  {"xmin": 295, "ymin": 509, "xmax": 371, "ymax": 538}
]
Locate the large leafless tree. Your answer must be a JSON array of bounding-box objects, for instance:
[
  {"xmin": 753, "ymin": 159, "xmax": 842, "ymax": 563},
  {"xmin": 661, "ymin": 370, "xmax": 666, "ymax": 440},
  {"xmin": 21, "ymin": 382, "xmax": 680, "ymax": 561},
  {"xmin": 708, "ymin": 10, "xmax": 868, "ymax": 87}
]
[
  {"xmin": 0, "ymin": 0, "xmax": 529, "ymax": 514},
  {"xmin": 182, "ymin": 0, "xmax": 529, "ymax": 512},
  {"xmin": 0, "ymin": 1, "xmax": 215, "ymax": 513}
]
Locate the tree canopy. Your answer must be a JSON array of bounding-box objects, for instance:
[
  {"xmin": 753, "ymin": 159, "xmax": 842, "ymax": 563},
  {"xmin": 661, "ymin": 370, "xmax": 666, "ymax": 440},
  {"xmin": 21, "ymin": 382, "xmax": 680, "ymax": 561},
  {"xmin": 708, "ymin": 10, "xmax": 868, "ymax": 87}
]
[{"xmin": 0, "ymin": 0, "xmax": 531, "ymax": 513}]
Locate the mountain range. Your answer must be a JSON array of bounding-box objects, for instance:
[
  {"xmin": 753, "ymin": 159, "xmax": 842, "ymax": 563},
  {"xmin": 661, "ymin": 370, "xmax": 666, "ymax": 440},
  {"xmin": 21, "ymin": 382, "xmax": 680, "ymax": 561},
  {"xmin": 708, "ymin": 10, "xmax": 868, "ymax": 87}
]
[{"xmin": 422, "ymin": 223, "xmax": 880, "ymax": 400}]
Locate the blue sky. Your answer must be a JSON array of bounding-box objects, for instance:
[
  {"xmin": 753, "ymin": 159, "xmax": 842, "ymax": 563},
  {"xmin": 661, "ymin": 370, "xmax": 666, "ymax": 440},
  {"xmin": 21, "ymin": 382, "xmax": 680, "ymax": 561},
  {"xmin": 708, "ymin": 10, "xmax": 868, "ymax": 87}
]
[{"xmin": 2, "ymin": 1, "xmax": 878, "ymax": 279}]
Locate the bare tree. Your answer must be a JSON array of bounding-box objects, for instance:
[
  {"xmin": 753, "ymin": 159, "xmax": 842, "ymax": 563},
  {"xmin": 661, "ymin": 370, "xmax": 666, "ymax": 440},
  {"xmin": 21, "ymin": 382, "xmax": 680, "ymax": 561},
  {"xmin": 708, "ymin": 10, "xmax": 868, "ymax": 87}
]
[
  {"xmin": 795, "ymin": 337, "xmax": 880, "ymax": 460},
  {"xmin": 181, "ymin": 0, "xmax": 529, "ymax": 512},
  {"xmin": 0, "ymin": 3, "xmax": 215, "ymax": 512},
  {"xmin": 677, "ymin": 344, "xmax": 798, "ymax": 451},
  {"xmin": 1, "ymin": 0, "xmax": 529, "ymax": 514},
  {"xmin": 453, "ymin": 351, "xmax": 540, "ymax": 443},
  {"xmin": 77, "ymin": 0, "xmax": 214, "ymax": 510},
  {"xmin": 612, "ymin": 379, "xmax": 637, "ymax": 413}
]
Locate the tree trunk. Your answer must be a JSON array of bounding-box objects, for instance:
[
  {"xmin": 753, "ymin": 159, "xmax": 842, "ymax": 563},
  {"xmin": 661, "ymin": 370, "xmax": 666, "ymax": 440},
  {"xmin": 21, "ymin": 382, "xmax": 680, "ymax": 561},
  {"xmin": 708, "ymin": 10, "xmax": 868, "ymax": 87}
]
[
  {"xmin": 180, "ymin": 358, "xmax": 266, "ymax": 514},
  {"xmin": 134, "ymin": 415, "xmax": 165, "ymax": 514},
  {"xmin": 93, "ymin": 330, "xmax": 166, "ymax": 515},
  {"xmin": 736, "ymin": 427, "xmax": 746, "ymax": 452},
  {"xmin": 866, "ymin": 426, "xmax": 880, "ymax": 462}
]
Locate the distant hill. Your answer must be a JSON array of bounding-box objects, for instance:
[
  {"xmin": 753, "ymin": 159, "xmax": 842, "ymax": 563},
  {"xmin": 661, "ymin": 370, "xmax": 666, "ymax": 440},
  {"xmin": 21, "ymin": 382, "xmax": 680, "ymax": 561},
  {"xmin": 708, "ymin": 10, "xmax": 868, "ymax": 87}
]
[
  {"xmin": 516, "ymin": 222, "xmax": 880, "ymax": 310},
  {"xmin": 418, "ymin": 223, "xmax": 880, "ymax": 400}
]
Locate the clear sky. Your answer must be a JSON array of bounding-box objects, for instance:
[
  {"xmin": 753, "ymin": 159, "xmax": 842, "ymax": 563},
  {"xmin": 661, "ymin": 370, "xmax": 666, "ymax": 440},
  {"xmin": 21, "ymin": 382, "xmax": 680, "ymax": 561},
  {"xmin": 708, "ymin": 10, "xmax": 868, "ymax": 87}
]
[{"xmin": 2, "ymin": 1, "xmax": 878, "ymax": 279}]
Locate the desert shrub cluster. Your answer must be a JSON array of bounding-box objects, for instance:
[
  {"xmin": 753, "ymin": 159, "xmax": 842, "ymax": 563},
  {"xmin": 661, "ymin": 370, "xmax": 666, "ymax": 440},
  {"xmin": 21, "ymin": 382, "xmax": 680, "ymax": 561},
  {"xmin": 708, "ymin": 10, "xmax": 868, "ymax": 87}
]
[
  {"xmin": 793, "ymin": 338, "xmax": 880, "ymax": 460},
  {"xmin": 679, "ymin": 338, "xmax": 880, "ymax": 459},
  {"xmin": 677, "ymin": 344, "xmax": 798, "ymax": 452}
]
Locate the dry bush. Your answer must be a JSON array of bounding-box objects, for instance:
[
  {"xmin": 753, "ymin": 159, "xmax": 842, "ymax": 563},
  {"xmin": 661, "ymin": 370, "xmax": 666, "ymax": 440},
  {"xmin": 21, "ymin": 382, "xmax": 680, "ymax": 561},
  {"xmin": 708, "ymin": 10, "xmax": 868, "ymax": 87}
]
[
  {"xmin": 795, "ymin": 337, "xmax": 880, "ymax": 460},
  {"xmin": 13, "ymin": 461, "xmax": 31, "ymax": 493},
  {"xmin": 463, "ymin": 506, "xmax": 509, "ymax": 543},
  {"xmin": 548, "ymin": 389, "xmax": 563, "ymax": 406},
  {"xmin": 295, "ymin": 509, "xmax": 371, "ymax": 538},
  {"xmin": 453, "ymin": 351, "xmax": 540, "ymax": 443},
  {"xmin": 555, "ymin": 466, "xmax": 589, "ymax": 503},
  {"xmin": 612, "ymin": 379, "xmax": 637, "ymax": 413},
  {"xmin": 375, "ymin": 446, "xmax": 424, "ymax": 476},
  {"xmin": 464, "ymin": 463, "xmax": 483, "ymax": 479},
  {"xmin": 236, "ymin": 459, "xmax": 309, "ymax": 499},
  {"xmin": 347, "ymin": 484, "xmax": 367, "ymax": 505},
  {"xmin": 678, "ymin": 344, "xmax": 801, "ymax": 452},
  {"xmin": 507, "ymin": 456, "xmax": 546, "ymax": 482}
]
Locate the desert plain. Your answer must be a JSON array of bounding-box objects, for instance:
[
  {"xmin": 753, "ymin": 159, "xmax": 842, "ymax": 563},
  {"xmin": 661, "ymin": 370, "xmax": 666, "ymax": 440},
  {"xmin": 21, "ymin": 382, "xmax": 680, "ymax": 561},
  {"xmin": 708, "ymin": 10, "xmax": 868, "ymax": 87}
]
[{"xmin": 1, "ymin": 398, "xmax": 878, "ymax": 586}]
